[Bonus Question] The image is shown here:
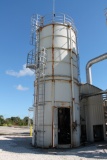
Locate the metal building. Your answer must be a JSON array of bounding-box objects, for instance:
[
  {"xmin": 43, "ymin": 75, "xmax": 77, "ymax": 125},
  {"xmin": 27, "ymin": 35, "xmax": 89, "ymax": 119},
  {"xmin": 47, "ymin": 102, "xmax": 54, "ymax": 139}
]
[
  {"xmin": 27, "ymin": 13, "xmax": 80, "ymax": 148},
  {"xmin": 80, "ymin": 83, "xmax": 107, "ymax": 143}
]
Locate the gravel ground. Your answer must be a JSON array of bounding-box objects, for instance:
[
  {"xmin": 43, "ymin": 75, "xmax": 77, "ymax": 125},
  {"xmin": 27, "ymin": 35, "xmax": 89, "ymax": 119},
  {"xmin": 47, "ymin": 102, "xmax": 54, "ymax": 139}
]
[{"xmin": 0, "ymin": 127, "xmax": 107, "ymax": 160}]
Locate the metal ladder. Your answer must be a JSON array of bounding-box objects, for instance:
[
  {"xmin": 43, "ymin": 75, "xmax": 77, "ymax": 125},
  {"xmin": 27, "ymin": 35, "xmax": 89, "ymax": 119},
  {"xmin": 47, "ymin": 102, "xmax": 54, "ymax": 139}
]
[
  {"xmin": 31, "ymin": 14, "xmax": 43, "ymax": 46},
  {"xmin": 37, "ymin": 79, "xmax": 45, "ymax": 147},
  {"xmin": 36, "ymin": 49, "xmax": 47, "ymax": 147},
  {"xmin": 26, "ymin": 14, "xmax": 46, "ymax": 147},
  {"xmin": 26, "ymin": 14, "xmax": 43, "ymax": 69},
  {"xmin": 32, "ymin": 15, "xmax": 46, "ymax": 147}
]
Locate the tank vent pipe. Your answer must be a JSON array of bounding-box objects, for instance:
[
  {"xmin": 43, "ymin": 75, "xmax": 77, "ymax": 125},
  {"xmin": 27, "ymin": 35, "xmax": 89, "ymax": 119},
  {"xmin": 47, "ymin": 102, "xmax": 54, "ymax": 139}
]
[{"xmin": 86, "ymin": 52, "xmax": 107, "ymax": 84}]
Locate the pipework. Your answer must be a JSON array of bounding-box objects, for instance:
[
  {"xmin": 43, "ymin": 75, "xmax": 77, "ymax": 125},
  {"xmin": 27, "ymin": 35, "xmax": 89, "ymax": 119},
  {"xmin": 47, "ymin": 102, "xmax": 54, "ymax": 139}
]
[{"xmin": 86, "ymin": 53, "xmax": 107, "ymax": 84}]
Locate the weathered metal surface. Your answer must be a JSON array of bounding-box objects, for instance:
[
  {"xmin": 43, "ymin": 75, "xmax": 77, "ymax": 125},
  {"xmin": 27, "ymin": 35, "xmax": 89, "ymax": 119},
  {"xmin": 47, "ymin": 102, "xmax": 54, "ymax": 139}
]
[
  {"xmin": 80, "ymin": 83, "xmax": 106, "ymax": 142},
  {"xmin": 33, "ymin": 15, "xmax": 80, "ymax": 148}
]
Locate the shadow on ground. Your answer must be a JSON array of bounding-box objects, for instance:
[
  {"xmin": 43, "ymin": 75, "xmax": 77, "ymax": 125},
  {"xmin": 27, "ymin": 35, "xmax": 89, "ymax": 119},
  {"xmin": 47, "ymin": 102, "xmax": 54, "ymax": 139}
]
[{"xmin": 0, "ymin": 136, "xmax": 107, "ymax": 159}]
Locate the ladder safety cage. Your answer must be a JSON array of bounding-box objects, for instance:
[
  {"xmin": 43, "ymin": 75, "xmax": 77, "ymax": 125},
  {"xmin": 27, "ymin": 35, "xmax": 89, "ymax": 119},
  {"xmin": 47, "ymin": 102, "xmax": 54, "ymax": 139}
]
[
  {"xmin": 26, "ymin": 49, "xmax": 36, "ymax": 69},
  {"xmin": 30, "ymin": 14, "xmax": 43, "ymax": 46},
  {"xmin": 36, "ymin": 48, "xmax": 47, "ymax": 77},
  {"xmin": 35, "ymin": 48, "xmax": 47, "ymax": 147},
  {"xmin": 26, "ymin": 13, "xmax": 48, "ymax": 147},
  {"xmin": 39, "ymin": 48, "xmax": 47, "ymax": 68}
]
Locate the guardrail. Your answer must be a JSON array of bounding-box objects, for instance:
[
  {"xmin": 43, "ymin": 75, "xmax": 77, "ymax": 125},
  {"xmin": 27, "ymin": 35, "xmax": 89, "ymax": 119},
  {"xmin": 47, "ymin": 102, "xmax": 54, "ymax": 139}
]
[{"xmin": 31, "ymin": 13, "xmax": 76, "ymax": 32}]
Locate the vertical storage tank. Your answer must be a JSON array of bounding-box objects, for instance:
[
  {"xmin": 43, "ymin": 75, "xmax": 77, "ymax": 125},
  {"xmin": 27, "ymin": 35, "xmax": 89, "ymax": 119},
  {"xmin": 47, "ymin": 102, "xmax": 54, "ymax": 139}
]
[{"xmin": 28, "ymin": 13, "xmax": 80, "ymax": 148}]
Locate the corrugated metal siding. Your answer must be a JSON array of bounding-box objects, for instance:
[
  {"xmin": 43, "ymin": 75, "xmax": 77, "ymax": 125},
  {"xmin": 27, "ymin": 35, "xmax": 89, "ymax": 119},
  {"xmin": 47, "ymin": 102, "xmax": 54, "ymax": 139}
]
[
  {"xmin": 80, "ymin": 83, "xmax": 102, "ymax": 95},
  {"xmin": 80, "ymin": 83, "xmax": 105, "ymax": 142},
  {"xmin": 88, "ymin": 95, "xmax": 103, "ymax": 124}
]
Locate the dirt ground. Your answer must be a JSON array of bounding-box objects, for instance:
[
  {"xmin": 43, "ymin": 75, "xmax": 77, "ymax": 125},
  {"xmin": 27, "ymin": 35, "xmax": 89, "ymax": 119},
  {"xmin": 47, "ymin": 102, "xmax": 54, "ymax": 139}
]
[{"xmin": 0, "ymin": 126, "xmax": 107, "ymax": 160}]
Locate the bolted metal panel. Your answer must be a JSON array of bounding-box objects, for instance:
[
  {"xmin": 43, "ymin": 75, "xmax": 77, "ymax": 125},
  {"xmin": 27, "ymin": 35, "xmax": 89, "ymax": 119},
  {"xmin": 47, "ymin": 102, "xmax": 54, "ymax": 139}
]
[
  {"xmin": 32, "ymin": 14, "xmax": 80, "ymax": 148},
  {"xmin": 80, "ymin": 83, "xmax": 106, "ymax": 142}
]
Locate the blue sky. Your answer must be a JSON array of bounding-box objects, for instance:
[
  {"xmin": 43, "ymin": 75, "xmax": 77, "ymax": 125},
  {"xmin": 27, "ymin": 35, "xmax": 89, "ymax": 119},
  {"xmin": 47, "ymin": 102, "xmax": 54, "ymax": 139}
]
[{"xmin": 0, "ymin": 0, "xmax": 107, "ymax": 118}]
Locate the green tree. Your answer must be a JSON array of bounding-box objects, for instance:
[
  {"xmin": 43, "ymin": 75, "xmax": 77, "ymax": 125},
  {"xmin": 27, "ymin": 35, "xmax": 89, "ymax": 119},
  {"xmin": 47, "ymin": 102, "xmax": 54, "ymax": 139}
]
[
  {"xmin": 5, "ymin": 118, "xmax": 12, "ymax": 126},
  {"xmin": 0, "ymin": 116, "xmax": 33, "ymax": 126},
  {"xmin": 23, "ymin": 117, "xmax": 29, "ymax": 126},
  {"xmin": 0, "ymin": 115, "xmax": 5, "ymax": 126},
  {"xmin": 10, "ymin": 117, "xmax": 22, "ymax": 125}
]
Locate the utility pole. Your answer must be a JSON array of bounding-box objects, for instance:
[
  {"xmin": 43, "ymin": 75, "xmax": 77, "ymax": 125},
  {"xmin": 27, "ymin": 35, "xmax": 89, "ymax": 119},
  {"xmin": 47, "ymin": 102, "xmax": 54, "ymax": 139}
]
[{"xmin": 28, "ymin": 107, "xmax": 33, "ymax": 127}]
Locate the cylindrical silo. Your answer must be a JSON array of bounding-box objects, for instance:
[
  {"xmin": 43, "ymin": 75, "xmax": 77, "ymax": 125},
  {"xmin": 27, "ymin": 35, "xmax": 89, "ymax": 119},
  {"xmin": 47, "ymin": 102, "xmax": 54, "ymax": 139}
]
[{"xmin": 31, "ymin": 13, "xmax": 80, "ymax": 148}]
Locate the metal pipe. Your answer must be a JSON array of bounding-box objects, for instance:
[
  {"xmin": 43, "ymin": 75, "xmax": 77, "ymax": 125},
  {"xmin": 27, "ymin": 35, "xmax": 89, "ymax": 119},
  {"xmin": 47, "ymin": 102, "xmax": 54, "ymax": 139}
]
[
  {"xmin": 69, "ymin": 28, "xmax": 73, "ymax": 147},
  {"xmin": 69, "ymin": 27, "xmax": 75, "ymax": 147},
  {"xmin": 86, "ymin": 53, "xmax": 107, "ymax": 84},
  {"xmin": 52, "ymin": 24, "xmax": 55, "ymax": 148}
]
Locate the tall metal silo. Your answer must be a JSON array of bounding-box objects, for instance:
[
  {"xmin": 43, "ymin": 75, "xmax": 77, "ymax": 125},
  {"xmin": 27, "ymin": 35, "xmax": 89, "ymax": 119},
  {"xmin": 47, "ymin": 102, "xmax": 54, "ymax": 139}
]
[{"xmin": 27, "ymin": 13, "xmax": 80, "ymax": 148}]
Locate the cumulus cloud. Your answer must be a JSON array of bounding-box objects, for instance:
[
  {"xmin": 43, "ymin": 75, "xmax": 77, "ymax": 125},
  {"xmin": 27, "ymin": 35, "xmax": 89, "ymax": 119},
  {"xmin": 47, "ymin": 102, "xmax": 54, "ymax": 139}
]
[
  {"xmin": 6, "ymin": 64, "xmax": 34, "ymax": 77},
  {"xmin": 15, "ymin": 84, "xmax": 29, "ymax": 91}
]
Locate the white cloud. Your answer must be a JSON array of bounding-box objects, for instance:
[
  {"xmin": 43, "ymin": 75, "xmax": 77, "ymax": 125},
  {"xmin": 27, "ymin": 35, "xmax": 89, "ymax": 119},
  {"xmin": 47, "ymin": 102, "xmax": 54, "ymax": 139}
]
[
  {"xmin": 6, "ymin": 64, "xmax": 34, "ymax": 77},
  {"xmin": 15, "ymin": 84, "xmax": 29, "ymax": 91}
]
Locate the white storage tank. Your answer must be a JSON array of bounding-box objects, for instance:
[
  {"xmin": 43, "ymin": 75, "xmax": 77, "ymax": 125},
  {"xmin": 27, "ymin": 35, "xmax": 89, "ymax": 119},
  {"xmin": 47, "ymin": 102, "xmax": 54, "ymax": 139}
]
[{"xmin": 28, "ymin": 13, "xmax": 80, "ymax": 148}]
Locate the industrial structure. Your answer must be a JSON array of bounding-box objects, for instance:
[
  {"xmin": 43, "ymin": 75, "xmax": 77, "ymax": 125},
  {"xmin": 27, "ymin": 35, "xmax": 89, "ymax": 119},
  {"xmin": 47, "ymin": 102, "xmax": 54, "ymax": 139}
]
[
  {"xmin": 80, "ymin": 84, "xmax": 107, "ymax": 142},
  {"xmin": 26, "ymin": 12, "xmax": 107, "ymax": 148}
]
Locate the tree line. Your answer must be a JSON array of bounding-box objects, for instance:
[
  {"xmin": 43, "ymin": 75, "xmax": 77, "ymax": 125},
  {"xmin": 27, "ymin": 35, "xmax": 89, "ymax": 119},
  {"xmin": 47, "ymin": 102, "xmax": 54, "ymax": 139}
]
[{"xmin": 0, "ymin": 115, "xmax": 33, "ymax": 126}]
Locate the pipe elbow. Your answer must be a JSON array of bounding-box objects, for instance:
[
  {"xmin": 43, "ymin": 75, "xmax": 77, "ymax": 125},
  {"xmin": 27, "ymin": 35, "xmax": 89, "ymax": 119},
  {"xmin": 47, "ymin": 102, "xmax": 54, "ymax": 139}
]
[
  {"xmin": 86, "ymin": 52, "xmax": 107, "ymax": 84},
  {"xmin": 86, "ymin": 61, "xmax": 92, "ymax": 70}
]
